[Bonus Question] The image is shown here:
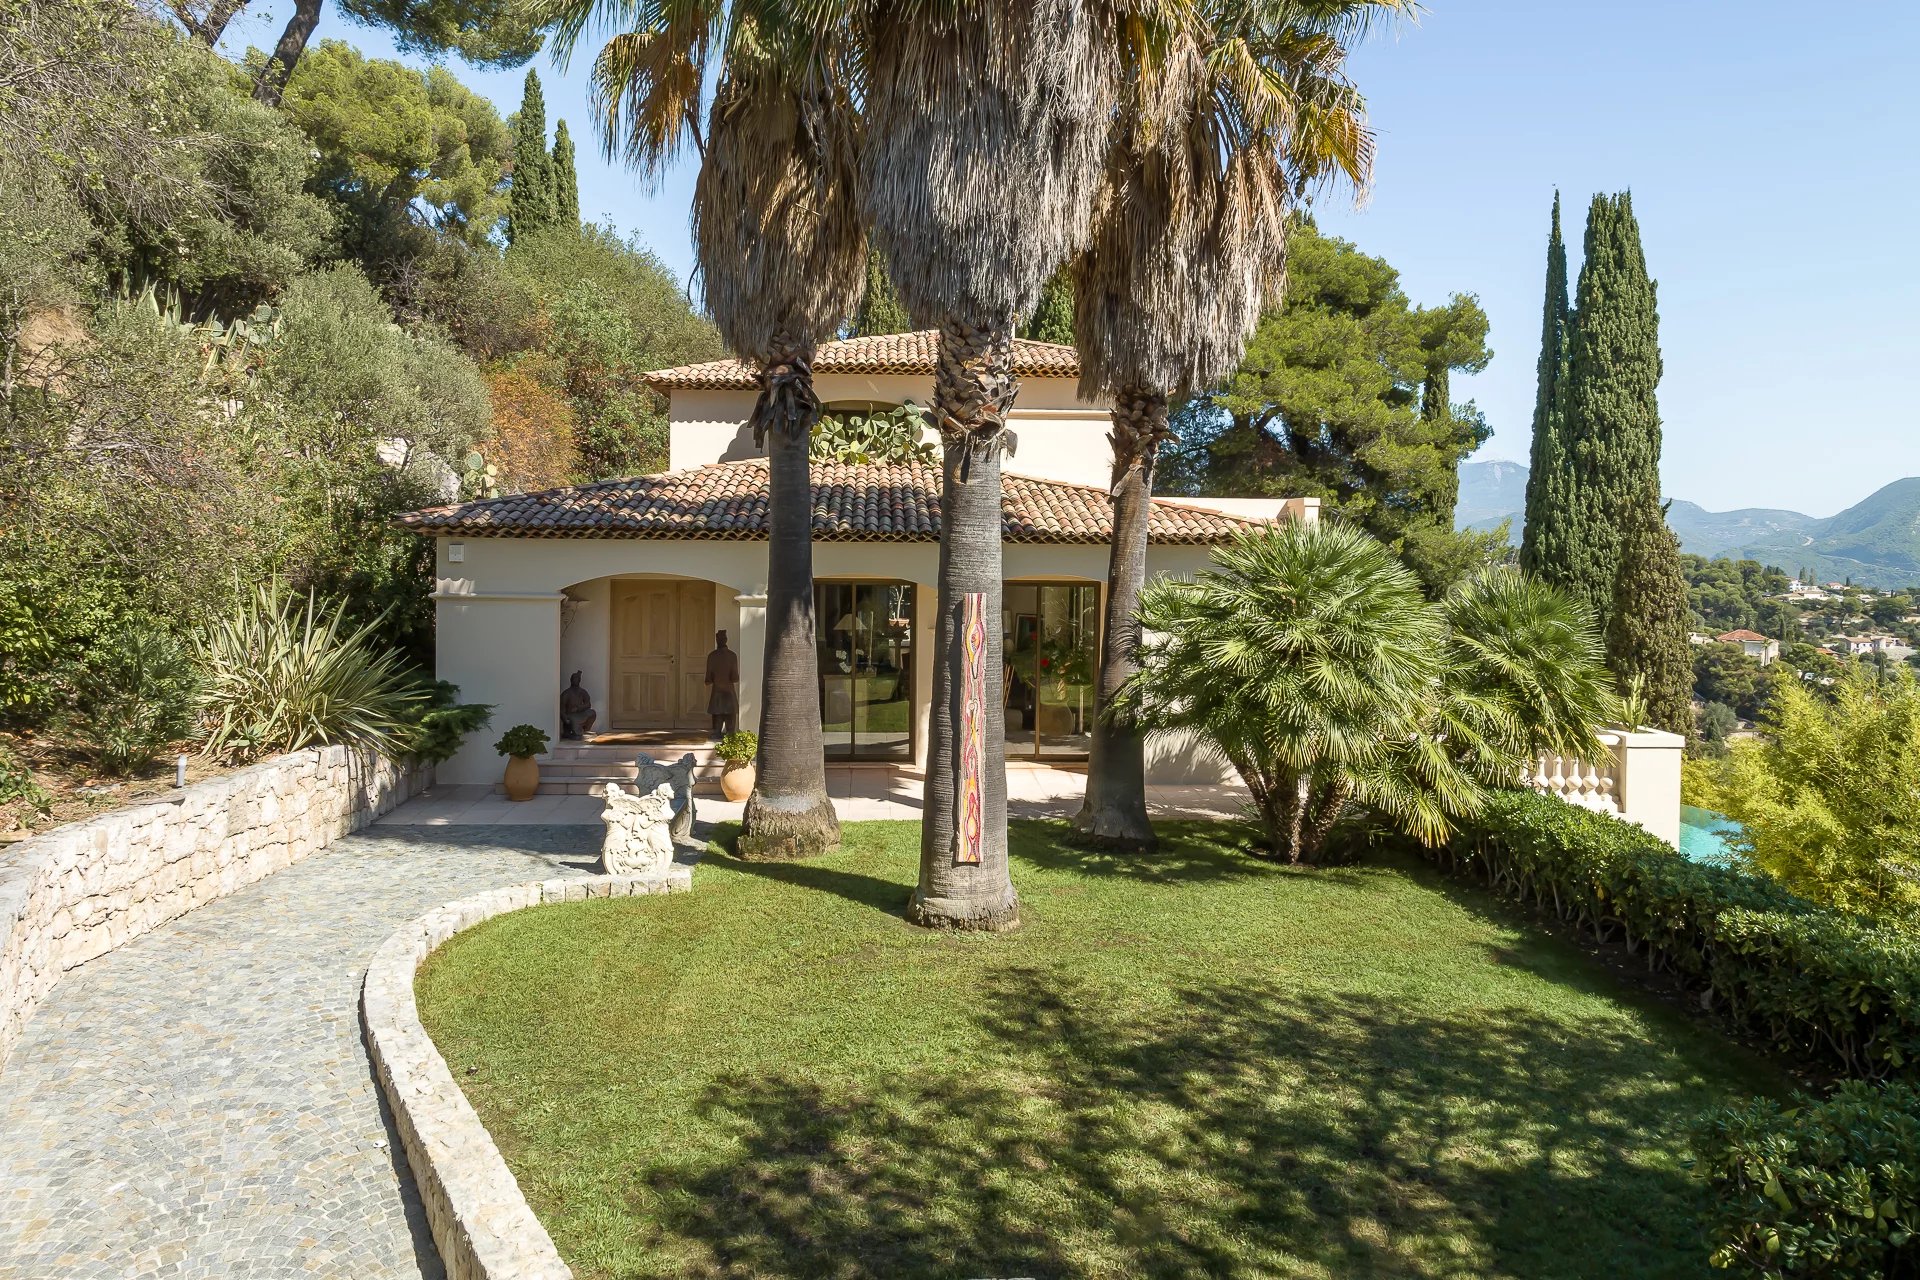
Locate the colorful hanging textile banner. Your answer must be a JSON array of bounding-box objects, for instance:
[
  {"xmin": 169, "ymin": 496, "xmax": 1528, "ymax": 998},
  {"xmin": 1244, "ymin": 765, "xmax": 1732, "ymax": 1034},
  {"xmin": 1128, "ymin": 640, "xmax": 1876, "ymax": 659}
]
[{"xmin": 955, "ymin": 591, "xmax": 987, "ymax": 865}]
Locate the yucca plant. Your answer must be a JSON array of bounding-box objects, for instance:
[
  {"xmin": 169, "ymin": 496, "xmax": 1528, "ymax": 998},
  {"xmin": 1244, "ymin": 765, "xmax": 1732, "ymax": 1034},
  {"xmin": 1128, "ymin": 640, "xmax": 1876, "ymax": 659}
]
[{"xmin": 196, "ymin": 586, "xmax": 426, "ymax": 763}]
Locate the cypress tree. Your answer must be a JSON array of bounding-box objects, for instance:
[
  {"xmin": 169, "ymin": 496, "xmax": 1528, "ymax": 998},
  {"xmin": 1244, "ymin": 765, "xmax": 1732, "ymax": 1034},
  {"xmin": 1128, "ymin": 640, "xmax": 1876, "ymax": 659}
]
[
  {"xmin": 1019, "ymin": 267, "xmax": 1075, "ymax": 344},
  {"xmin": 508, "ymin": 70, "xmax": 554, "ymax": 243},
  {"xmin": 1560, "ymin": 191, "xmax": 1664, "ymax": 630},
  {"xmin": 1607, "ymin": 496, "xmax": 1693, "ymax": 735},
  {"xmin": 551, "ymin": 119, "xmax": 580, "ymax": 228},
  {"xmin": 852, "ymin": 245, "xmax": 911, "ymax": 335},
  {"xmin": 1519, "ymin": 192, "xmax": 1573, "ymax": 581}
]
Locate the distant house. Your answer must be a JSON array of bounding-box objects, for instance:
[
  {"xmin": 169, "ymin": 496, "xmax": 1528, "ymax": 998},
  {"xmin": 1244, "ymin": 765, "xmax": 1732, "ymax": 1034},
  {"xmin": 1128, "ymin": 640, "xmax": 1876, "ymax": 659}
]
[
  {"xmin": 1834, "ymin": 635, "xmax": 1878, "ymax": 656},
  {"xmin": 1716, "ymin": 629, "xmax": 1780, "ymax": 666}
]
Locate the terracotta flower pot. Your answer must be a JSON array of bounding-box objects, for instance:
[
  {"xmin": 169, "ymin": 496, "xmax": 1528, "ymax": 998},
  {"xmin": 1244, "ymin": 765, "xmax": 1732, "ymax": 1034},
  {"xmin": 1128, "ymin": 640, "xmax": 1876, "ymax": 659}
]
[
  {"xmin": 719, "ymin": 761, "xmax": 755, "ymax": 802},
  {"xmin": 503, "ymin": 754, "xmax": 539, "ymax": 802}
]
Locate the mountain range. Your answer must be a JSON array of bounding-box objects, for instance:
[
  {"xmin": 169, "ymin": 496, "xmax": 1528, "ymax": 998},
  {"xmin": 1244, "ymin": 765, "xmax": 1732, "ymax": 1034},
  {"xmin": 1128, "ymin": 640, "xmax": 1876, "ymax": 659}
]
[{"xmin": 1457, "ymin": 462, "xmax": 1920, "ymax": 591}]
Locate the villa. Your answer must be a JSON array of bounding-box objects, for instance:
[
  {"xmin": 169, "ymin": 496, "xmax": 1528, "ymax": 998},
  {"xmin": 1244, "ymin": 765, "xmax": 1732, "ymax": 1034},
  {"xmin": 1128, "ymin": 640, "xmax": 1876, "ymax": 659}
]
[
  {"xmin": 1715, "ymin": 628, "xmax": 1779, "ymax": 665},
  {"xmin": 401, "ymin": 332, "xmax": 1317, "ymax": 789}
]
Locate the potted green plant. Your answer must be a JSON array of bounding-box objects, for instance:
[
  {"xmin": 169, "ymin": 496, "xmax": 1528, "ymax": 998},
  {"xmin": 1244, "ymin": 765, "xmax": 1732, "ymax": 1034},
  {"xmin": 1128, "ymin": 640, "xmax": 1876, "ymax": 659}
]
[
  {"xmin": 715, "ymin": 730, "xmax": 758, "ymax": 802},
  {"xmin": 494, "ymin": 724, "xmax": 549, "ymax": 801}
]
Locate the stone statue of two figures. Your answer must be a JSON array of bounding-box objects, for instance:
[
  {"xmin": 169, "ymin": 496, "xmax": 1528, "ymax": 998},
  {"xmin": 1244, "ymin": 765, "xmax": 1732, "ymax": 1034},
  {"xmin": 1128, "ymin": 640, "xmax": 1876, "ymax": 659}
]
[{"xmin": 599, "ymin": 752, "xmax": 696, "ymax": 877}]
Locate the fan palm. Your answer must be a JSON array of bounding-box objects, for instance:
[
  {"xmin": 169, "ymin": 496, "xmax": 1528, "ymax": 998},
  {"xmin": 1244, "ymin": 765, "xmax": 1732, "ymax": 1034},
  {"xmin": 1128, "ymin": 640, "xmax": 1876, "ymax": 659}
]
[
  {"xmin": 545, "ymin": 0, "xmax": 865, "ymax": 858},
  {"xmin": 861, "ymin": 0, "xmax": 1120, "ymax": 929},
  {"xmin": 1071, "ymin": 0, "xmax": 1409, "ymax": 850},
  {"xmin": 1123, "ymin": 523, "xmax": 1613, "ymax": 863}
]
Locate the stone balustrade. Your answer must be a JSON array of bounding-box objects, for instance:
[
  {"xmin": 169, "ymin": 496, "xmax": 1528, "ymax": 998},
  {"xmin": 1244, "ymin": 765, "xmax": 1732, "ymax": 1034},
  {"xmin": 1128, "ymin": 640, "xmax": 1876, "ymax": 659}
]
[
  {"xmin": 1524, "ymin": 727, "xmax": 1684, "ymax": 846},
  {"xmin": 0, "ymin": 745, "xmax": 429, "ymax": 1066}
]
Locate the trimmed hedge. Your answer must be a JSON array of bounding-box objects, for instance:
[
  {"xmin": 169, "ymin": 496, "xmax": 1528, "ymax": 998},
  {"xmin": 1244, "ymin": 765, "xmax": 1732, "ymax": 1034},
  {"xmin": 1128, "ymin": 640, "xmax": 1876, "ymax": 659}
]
[
  {"xmin": 1692, "ymin": 1082, "xmax": 1920, "ymax": 1275},
  {"xmin": 1430, "ymin": 791, "xmax": 1920, "ymax": 1081}
]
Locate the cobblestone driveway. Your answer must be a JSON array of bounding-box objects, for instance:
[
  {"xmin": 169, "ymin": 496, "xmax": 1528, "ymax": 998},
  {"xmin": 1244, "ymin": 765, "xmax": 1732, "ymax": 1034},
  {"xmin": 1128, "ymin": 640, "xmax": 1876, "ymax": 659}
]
[{"xmin": 0, "ymin": 824, "xmax": 601, "ymax": 1280}]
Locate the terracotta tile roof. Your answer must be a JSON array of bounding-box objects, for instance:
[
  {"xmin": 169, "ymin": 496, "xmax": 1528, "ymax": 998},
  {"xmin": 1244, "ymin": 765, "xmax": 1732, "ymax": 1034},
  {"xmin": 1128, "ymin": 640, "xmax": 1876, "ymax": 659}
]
[
  {"xmin": 642, "ymin": 331, "xmax": 1080, "ymax": 391},
  {"xmin": 399, "ymin": 460, "xmax": 1261, "ymax": 545},
  {"xmin": 1716, "ymin": 629, "xmax": 1773, "ymax": 643}
]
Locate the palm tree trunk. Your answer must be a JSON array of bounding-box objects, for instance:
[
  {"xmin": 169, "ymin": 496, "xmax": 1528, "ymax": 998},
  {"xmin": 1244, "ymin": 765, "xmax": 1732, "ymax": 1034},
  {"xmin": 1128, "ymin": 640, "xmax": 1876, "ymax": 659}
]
[
  {"xmin": 1073, "ymin": 385, "xmax": 1170, "ymax": 850},
  {"xmin": 251, "ymin": 0, "xmax": 321, "ymax": 105},
  {"xmin": 911, "ymin": 318, "xmax": 1019, "ymax": 931},
  {"xmin": 739, "ymin": 343, "xmax": 839, "ymax": 860},
  {"xmin": 1297, "ymin": 776, "xmax": 1353, "ymax": 865}
]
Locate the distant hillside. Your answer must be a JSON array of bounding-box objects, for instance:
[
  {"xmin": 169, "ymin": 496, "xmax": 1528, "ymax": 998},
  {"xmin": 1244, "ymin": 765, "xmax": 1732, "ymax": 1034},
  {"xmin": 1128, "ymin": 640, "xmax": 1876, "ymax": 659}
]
[{"xmin": 1457, "ymin": 462, "xmax": 1920, "ymax": 590}]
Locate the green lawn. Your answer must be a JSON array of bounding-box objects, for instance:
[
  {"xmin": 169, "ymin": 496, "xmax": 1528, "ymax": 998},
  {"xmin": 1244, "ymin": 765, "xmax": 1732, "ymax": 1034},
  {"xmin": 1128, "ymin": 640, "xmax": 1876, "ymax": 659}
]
[{"xmin": 417, "ymin": 821, "xmax": 1785, "ymax": 1280}]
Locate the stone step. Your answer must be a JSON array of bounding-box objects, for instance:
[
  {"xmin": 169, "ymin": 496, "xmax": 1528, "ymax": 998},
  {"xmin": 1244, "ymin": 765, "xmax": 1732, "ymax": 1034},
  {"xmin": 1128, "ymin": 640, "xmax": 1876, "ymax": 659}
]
[
  {"xmin": 547, "ymin": 741, "xmax": 715, "ymax": 762},
  {"xmin": 487, "ymin": 779, "xmax": 727, "ymax": 798},
  {"xmin": 538, "ymin": 760, "xmax": 726, "ymax": 780}
]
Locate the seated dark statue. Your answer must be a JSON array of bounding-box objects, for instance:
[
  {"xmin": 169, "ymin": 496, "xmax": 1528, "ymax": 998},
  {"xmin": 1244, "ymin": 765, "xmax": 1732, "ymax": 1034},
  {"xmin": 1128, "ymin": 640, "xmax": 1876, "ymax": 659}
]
[{"xmin": 559, "ymin": 670, "xmax": 597, "ymax": 739}]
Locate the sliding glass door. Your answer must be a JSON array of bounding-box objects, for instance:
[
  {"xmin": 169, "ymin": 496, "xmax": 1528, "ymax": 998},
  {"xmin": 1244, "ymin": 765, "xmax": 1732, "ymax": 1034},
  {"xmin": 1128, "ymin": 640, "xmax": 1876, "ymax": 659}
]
[
  {"xmin": 1002, "ymin": 582, "xmax": 1100, "ymax": 759},
  {"xmin": 817, "ymin": 582, "xmax": 916, "ymax": 760}
]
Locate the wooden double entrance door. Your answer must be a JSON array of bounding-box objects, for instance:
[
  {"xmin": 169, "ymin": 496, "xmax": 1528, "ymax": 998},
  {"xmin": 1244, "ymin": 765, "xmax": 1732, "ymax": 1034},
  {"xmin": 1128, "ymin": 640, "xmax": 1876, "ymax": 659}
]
[{"xmin": 611, "ymin": 580, "xmax": 715, "ymax": 730}]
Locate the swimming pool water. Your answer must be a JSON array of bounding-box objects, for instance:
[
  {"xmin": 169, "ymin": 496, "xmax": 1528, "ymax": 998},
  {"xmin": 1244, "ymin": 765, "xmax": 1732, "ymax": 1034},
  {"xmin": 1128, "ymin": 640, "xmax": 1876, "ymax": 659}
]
[{"xmin": 1679, "ymin": 804, "xmax": 1743, "ymax": 866}]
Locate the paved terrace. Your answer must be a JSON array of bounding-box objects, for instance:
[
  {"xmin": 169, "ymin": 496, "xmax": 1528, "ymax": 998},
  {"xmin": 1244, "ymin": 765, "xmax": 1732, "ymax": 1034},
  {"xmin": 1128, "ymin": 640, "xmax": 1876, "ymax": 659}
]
[
  {"xmin": 384, "ymin": 764, "xmax": 1252, "ymax": 826},
  {"xmin": 0, "ymin": 769, "xmax": 1247, "ymax": 1278}
]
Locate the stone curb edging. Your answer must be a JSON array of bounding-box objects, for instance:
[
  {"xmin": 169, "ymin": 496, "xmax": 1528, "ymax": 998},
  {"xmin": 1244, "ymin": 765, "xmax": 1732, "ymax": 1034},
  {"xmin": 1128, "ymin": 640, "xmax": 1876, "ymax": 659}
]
[{"xmin": 362, "ymin": 865, "xmax": 693, "ymax": 1280}]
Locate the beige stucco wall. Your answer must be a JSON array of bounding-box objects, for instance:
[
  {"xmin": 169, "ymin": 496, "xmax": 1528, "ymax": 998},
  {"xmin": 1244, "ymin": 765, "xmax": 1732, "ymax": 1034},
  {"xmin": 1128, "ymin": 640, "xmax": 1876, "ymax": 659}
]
[
  {"xmin": 667, "ymin": 374, "xmax": 1119, "ymax": 490},
  {"xmin": 431, "ymin": 535, "xmax": 1225, "ymax": 785}
]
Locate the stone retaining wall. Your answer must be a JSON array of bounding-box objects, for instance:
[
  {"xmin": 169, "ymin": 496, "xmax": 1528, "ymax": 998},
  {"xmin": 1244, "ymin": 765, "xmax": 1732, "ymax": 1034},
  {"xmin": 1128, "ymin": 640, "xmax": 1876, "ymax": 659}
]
[
  {"xmin": 363, "ymin": 869, "xmax": 693, "ymax": 1280},
  {"xmin": 0, "ymin": 745, "xmax": 429, "ymax": 1065}
]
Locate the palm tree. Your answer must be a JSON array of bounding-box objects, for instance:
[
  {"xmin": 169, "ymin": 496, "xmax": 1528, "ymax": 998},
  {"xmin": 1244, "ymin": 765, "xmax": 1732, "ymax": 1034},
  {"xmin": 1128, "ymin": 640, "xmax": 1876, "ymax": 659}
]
[
  {"xmin": 548, "ymin": 0, "xmax": 864, "ymax": 858},
  {"xmin": 1070, "ymin": 0, "xmax": 1406, "ymax": 850},
  {"xmin": 1123, "ymin": 523, "xmax": 1612, "ymax": 863},
  {"xmin": 861, "ymin": 0, "xmax": 1118, "ymax": 929}
]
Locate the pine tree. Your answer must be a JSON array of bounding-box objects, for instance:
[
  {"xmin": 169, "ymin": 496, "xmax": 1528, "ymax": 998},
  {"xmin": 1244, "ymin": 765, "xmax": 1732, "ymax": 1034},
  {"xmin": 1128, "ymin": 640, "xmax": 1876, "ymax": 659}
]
[
  {"xmin": 1607, "ymin": 495, "xmax": 1693, "ymax": 735},
  {"xmin": 1020, "ymin": 267, "xmax": 1074, "ymax": 344},
  {"xmin": 1560, "ymin": 191, "xmax": 1664, "ymax": 630},
  {"xmin": 851, "ymin": 245, "xmax": 911, "ymax": 336},
  {"xmin": 508, "ymin": 70, "xmax": 554, "ymax": 243},
  {"xmin": 551, "ymin": 119, "xmax": 580, "ymax": 228},
  {"xmin": 1520, "ymin": 192, "xmax": 1573, "ymax": 581}
]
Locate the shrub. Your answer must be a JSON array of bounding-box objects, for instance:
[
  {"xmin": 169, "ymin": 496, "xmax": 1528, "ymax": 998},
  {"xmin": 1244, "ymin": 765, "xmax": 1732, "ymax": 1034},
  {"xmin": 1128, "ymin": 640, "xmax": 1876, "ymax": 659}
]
[
  {"xmin": 1434, "ymin": 791, "xmax": 1920, "ymax": 1080},
  {"xmin": 397, "ymin": 681, "xmax": 492, "ymax": 764},
  {"xmin": 0, "ymin": 744, "xmax": 50, "ymax": 819},
  {"xmin": 810, "ymin": 404, "xmax": 936, "ymax": 464},
  {"xmin": 1692, "ymin": 1081, "xmax": 1920, "ymax": 1276},
  {"xmin": 76, "ymin": 624, "xmax": 199, "ymax": 774},
  {"xmin": 494, "ymin": 724, "xmax": 548, "ymax": 758},
  {"xmin": 1123, "ymin": 524, "xmax": 1612, "ymax": 864},
  {"xmin": 1692, "ymin": 672, "xmax": 1920, "ymax": 926},
  {"xmin": 197, "ymin": 586, "xmax": 425, "ymax": 763},
  {"xmin": 715, "ymin": 731, "xmax": 758, "ymax": 765},
  {"xmin": 481, "ymin": 365, "xmax": 578, "ymax": 492}
]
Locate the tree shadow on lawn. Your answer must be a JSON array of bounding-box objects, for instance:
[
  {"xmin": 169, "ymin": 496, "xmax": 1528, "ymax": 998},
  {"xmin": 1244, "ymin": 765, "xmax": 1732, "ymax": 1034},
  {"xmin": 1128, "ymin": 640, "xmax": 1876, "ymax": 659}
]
[
  {"xmin": 705, "ymin": 819, "xmax": 1276, "ymax": 919},
  {"xmin": 702, "ymin": 823, "xmax": 913, "ymax": 918},
  {"xmin": 639, "ymin": 967, "xmax": 1728, "ymax": 1280},
  {"xmin": 1012, "ymin": 818, "xmax": 1276, "ymax": 885}
]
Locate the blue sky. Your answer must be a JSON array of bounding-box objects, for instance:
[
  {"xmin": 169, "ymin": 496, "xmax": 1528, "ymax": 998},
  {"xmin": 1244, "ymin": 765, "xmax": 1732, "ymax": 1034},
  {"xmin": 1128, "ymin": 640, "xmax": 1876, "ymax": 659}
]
[{"xmin": 221, "ymin": 0, "xmax": 1919, "ymax": 516}]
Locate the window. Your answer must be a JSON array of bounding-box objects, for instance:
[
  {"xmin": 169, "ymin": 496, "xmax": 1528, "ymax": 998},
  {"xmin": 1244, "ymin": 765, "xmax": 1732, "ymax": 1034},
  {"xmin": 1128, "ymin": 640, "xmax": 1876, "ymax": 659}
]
[
  {"xmin": 817, "ymin": 582, "xmax": 916, "ymax": 759},
  {"xmin": 1002, "ymin": 582, "xmax": 1100, "ymax": 759}
]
